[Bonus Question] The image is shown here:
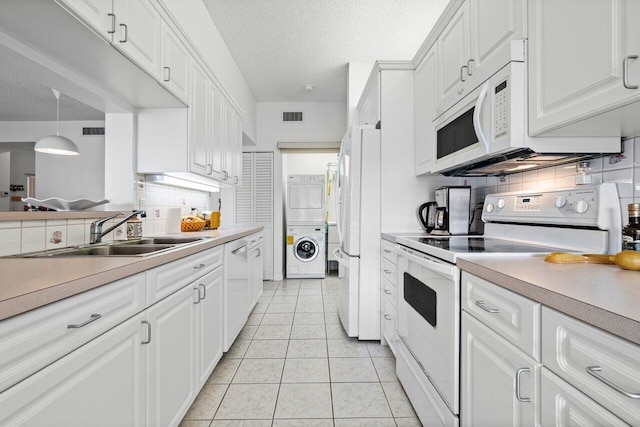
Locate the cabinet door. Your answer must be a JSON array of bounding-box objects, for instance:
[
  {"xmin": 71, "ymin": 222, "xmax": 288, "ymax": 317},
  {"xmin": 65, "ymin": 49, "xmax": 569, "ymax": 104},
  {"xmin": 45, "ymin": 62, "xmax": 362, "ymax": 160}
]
[
  {"xmin": 540, "ymin": 368, "xmax": 628, "ymax": 427},
  {"xmin": 195, "ymin": 266, "xmax": 224, "ymax": 390},
  {"xmin": 461, "ymin": 311, "xmax": 539, "ymax": 427},
  {"xmin": 189, "ymin": 62, "xmax": 211, "ymax": 177},
  {"xmin": 359, "ymin": 73, "xmax": 380, "ymax": 126},
  {"xmin": 224, "ymin": 101, "xmax": 237, "ymax": 184},
  {"xmin": 414, "ymin": 46, "xmax": 438, "ymax": 175},
  {"xmin": 437, "ymin": 1, "xmax": 470, "ymax": 116},
  {"xmin": 528, "ymin": 0, "xmax": 640, "ymax": 135},
  {"xmin": 112, "ymin": 0, "xmax": 162, "ymax": 79},
  {"xmin": 161, "ymin": 21, "xmax": 190, "ymax": 103},
  {"xmin": 210, "ymin": 83, "xmax": 225, "ymax": 177},
  {"xmin": 0, "ymin": 312, "xmax": 146, "ymax": 426},
  {"xmin": 57, "ymin": 0, "xmax": 114, "ymax": 41},
  {"xmin": 381, "ymin": 294, "xmax": 396, "ymax": 354},
  {"xmin": 468, "ymin": 0, "xmax": 525, "ymax": 89},
  {"xmin": 145, "ymin": 284, "xmax": 196, "ymax": 427}
]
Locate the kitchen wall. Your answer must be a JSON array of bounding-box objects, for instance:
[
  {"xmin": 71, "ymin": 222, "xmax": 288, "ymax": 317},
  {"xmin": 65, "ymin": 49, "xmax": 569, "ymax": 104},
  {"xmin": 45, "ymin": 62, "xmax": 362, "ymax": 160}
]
[{"xmin": 467, "ymin": 136, "xmax": 638, "ymax": 234}]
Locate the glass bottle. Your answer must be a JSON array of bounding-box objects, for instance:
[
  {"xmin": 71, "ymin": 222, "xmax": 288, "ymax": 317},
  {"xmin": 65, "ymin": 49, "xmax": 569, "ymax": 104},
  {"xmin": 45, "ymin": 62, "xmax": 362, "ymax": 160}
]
[
  {"xmin": 622, "ymin": 203, "xmax": 640, "ymax": 252},
  {"xmin": 575, "ymin": 161, "xmax": 592, "ymax": 185}
]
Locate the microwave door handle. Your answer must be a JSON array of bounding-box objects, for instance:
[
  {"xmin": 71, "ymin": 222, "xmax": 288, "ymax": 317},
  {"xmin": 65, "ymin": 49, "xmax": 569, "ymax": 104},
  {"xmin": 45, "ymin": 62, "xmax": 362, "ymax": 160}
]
[{"xmin": 473, "ymin": 81, "xmax": 491, "ymax": 153}]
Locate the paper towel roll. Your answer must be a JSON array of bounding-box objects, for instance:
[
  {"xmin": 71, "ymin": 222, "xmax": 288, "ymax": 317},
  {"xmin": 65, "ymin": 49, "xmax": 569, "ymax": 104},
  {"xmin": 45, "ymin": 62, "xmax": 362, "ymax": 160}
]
[{"xmin": 166, "ymin": 208, "xmax": 181, "ymax": 234}]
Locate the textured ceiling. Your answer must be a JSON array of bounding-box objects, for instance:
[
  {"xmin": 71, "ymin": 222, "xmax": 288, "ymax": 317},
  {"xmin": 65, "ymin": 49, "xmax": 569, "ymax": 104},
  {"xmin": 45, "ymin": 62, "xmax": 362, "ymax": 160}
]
[
  {"xmin": 0, "ymin": 66, "xmax": 104, "ymax": 121},
  {"xmin": 203, "ymin": 0, "xmax": 448, "ymax": 102}
]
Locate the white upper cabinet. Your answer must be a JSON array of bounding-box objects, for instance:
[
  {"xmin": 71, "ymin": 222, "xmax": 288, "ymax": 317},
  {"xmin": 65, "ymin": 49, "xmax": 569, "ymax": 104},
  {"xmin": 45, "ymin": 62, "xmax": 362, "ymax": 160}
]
[
  {"xmin": 57, "ymin": 0, "xmax": 114, "ymax": 41},
  {"xmin": 189, "ymin": 62, "xmax": 211, "ymax": 177},
  {"xmin": 112, "ymin": 0, "xmax": 162, "ymax": 80},
  {"xmin": 436, "ymin": 0, "xmax": 525, "ymax": 117},
  {"xmin": 528, "ymin": 0, "xmax": 640, "ymax": 136},
  {"xmin": 414, "ymin": 46, "xmax": 438, "ymax": 175},
  {"xmin": 160, "ymin": 20, "xmax": 190, "ymax": 103}
]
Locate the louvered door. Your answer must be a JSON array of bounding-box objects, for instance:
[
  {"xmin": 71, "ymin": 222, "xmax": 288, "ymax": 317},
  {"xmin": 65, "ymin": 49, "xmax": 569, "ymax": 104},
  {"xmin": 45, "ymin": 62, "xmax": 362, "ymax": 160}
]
[{"xmin": 235, "ymin": 152, "xmax": 273, "ymax": 280}]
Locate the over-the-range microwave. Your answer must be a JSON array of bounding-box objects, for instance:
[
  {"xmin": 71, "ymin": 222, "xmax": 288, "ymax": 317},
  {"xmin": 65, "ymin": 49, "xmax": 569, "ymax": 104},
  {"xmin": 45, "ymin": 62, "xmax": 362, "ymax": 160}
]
[{"xmin": 432, "ymin": 60, "xmax": 621, "ymax": 176}]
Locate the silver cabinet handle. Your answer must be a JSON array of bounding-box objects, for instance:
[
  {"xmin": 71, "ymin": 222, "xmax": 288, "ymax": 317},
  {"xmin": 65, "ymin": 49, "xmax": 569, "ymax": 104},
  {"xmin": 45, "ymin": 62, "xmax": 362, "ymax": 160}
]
[
  {"xmin": 383, "ymin": 249, "xmax": 392, "ymax": 254},
  {"xmin": 232, "ymin": 245, "xmax": 247, "ymax": 255},
  {"xmin": 222, "ymin": 171, "xmax": 229, "ymax": 181},
  {"xmin": 384, "ymin": 269, "xmax": 392, "ymax": 274},
  {"xmin": 234, "ymin": 176, "xmax": 239, "ymax": 184},
  {"xmin": 199, "ymin": 284, "xmax": 206, "ymax": 300},
  {"xmin": 68, "ymin": 313, "xmax": 101, "ymax": 329},
  {"xmin": 467, "ymin": 59, "xmax": 475, "ymax": 76},
  {"xmin": 460, "ymin": 65, "xmax": 468, "ymax": 82},
  {"xmin": 256, "ymin": 248, "xmax": 261, "ymax": 257},
  {"xmin": 586, "ymin": 366, "xmax": 640, "ymax": 399},
  {"xmin": 193, "ymin": 287, "xmax": 201, "ymax": 304},
  {"xmin": 515, "ymin": 367, "xmax": 531, "ymax": 402},
  {"xmin": 206, "ymin": 164, "xmax": 213, "ymax": 175},
  {"xmin": 475, "ymin": 300, "xmax": 499, "ymax": 313},
  {"xmin": 141, "ymin": 321, "xmax": 151, "ymax": 344},
  {"xmin": 623, "ymin": 55, "xmax": 638, "ymax": 89},
  {"xmin": 107, "ymin": 13, "xmax": 116, "ymax": 34},
  {"xmin": 119, "ymin": 23, "xmax": 128, "ymax": 43},
  {"xmin": 163, "ymin": 66, "xmax": 171, "ymax": 82},
  {"xmin": 384, "ymin": 289, "xmax": 393, "ymax": 295},
  {"xmin": 193, "ymin": 263, "xmax": 206, "ymax": 270},
  {"xmin": 384, "ymin": 314, "xmax": 392, "ymax": 320}
]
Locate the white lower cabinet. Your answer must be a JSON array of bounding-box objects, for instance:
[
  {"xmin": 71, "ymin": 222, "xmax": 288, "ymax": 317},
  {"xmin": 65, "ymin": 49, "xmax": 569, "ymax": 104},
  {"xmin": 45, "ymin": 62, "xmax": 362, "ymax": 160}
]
[
  {"xmin": 145, "ymin": 283, "xmax": 196, "ymax": 427},
  {"xmin": 194, "ymin": 266, "xmax": 224, "ymax": 389},
  {"xmin": 461, "ymin": 311, "xmax": 540, "ymax": 427},
  {"xmin": 0, "ymin": 311, "xmax": 146, "ymax": 426},
  {"xmin": 540, "ymin": 367, "xmax": 628, "ymax": 426}
]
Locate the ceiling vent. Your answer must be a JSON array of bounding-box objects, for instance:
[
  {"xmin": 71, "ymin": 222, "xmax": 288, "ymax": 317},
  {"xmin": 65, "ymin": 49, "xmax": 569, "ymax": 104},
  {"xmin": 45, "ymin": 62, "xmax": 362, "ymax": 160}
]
[
  {"xmin": 282, "ymin": 111, "xmax": 304, "ymax": 123},
  {"xmin": 82, "ymin": 127, "xmax": 105, "ymax": 136}
]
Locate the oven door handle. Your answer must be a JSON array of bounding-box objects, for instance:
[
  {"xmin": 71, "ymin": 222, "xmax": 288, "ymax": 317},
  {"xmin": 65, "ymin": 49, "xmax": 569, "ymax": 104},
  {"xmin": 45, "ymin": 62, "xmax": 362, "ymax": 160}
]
[{"xmin": 398, "ymin": 247, "xmax": 456, "ymax": 279}]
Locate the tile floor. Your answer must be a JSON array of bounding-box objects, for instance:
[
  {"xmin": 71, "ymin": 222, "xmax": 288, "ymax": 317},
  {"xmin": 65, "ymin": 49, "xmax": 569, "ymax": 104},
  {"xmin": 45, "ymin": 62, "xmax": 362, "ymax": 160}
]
[{"xmin": 180, "ymin": 275, "xmax": 421, "ymax": 427}]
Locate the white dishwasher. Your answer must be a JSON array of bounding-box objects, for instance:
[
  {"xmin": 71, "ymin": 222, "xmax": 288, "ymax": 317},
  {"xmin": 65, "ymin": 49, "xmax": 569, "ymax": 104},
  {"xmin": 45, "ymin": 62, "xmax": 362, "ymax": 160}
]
[{"xmin": 224, "ymin": 237, "xmax": 250, "ymax": 351}]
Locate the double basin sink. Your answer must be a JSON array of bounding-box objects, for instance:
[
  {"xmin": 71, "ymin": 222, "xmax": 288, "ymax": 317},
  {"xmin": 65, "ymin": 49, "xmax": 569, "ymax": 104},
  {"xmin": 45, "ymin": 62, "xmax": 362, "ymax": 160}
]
[{"xmin": 18, "ymin": 236, "xmax": 206, "ymax": 258}]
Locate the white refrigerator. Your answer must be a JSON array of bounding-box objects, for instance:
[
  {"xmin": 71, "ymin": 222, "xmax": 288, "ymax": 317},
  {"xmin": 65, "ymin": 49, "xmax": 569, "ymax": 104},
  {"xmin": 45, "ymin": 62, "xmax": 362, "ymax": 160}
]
[{"xmin": 333, "ymin": 125, "xmax": 381, "ymax": 340}]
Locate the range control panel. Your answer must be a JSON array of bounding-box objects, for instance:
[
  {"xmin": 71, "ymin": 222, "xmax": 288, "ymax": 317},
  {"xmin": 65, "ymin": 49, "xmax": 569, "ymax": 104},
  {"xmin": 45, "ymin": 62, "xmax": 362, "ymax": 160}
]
[{"xmin": 482, "ymin": 185, "xmax": 603, "ymax": 227}]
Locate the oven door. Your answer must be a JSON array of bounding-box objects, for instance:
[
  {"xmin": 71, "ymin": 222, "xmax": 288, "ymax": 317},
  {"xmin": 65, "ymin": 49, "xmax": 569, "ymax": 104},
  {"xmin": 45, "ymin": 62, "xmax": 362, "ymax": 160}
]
[{"xmin": 397, "ymin": 245, "xmax": 460, "ymax": 414}]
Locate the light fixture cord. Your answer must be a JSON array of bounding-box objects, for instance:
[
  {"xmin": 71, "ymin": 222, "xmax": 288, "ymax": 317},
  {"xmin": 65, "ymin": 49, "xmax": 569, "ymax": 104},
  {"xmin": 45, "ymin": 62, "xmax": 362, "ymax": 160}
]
[{"xmin": 56, "ymin": 96, "xmax": 60, "ymax": 136}]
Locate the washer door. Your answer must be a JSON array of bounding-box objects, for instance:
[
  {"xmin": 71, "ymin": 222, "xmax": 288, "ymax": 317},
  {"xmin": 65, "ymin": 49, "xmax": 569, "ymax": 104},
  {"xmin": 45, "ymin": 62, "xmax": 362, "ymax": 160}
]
[{"xmin": 294, "ymin": 237, "xmax": 319, "ymax": 262}]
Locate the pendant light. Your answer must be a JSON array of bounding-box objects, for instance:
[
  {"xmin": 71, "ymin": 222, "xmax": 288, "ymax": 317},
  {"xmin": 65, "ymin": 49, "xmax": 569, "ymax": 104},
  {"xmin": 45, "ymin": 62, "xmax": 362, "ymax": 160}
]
[{"xmin": 34, "ymin": 88, "xmax": 80, "ymax": 156}]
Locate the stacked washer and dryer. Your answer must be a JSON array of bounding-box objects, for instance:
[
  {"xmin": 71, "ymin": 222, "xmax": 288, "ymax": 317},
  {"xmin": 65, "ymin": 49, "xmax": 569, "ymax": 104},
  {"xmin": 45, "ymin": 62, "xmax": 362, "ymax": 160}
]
[{"xmin": 286, "ymin": 175, "xmax": 326, "ymax": 278}]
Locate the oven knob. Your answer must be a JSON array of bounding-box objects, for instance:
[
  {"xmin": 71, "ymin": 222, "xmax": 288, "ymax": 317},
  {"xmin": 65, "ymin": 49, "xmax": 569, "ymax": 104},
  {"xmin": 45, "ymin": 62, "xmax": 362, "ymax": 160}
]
[
  {"xmin": 497, "ymin": 199, "xmax": 506, "ymax": 209},
  {"xmin": 575, "ymin": 200, "xmax": 589, "ymax": 214},
  {"xmin": 486, "ymin": 203, "xmax": 495, "ymax": 213},
  {"xmin": 554, "ymin": 196, "xmax": 567, "ymax": 208}
]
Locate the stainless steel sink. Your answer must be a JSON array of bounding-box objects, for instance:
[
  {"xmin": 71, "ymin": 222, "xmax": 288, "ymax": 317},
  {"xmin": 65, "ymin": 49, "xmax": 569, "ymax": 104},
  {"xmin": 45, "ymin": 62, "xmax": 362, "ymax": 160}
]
[{"xmin": 120, "ymin": 236, "xmax": 205, "ymax": 245}]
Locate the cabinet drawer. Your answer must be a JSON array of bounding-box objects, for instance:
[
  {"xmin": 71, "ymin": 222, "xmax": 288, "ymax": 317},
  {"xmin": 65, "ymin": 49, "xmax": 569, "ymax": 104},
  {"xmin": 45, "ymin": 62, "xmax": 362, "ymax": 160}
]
[
  {"xmin": 382, "ymin": 257, "xmax": 397, "ymax": 285},
  {"xmin": 382, "ymin": 294, "xmax": 397, "ymax": 354},
  {"xmin": 542, "ymin": 307, "xmax": 640, "ymax": 425},
  {"xmin": 540, "ymin": 367, "xmax": 627, "ymax": 427},
  {"xmin": 382, "ymin": 277, "xmax": 397, "ymax": 304},
  {"xmin": 381, "ymin": 240, "xmax": 397, "ymax": 264},
  {"xmin": 147, "ymin": 245, "xmax": 223, "ymax": 304},
  {"xmin": 461, "ymin": 272, "xmax": 540, "ymax": 360},
  {"xmin": 0, "ymin": 273, "xmax": 145, "ymax": 393}
]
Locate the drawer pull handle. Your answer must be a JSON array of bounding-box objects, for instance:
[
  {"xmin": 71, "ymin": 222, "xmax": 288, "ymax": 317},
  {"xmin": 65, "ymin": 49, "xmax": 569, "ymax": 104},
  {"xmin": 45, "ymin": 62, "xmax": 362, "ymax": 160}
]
[
  {"xmin": 384, "ymin": 290, "xmax": 393, "ymax": 295},
  {"xmin": 515, "ymin": 367, "xmax": 531, "ymax": 402},
  {"xmin": 623, "ymin": 55, "xmax": 638, "ymax": 90},
  {"xmin": 119, "ymin": 23, "xmax": 128, "ymax": 43},
  {"xmin": 194, "ymin": 287, "xmax": 201, "ymax": 304},
  {"xmin": 384, "ymin": 269, "xmax": 393, "ymax": 274},
  {"xmin": 141, "ymin": 321, "xmax": 151, "ymax": 345},
  {"xmin": 384, "ymin": 314, "xmax": 392, "ymax": 320},
  {"xmin": 163, "ymin": 66, "xmax": 171, "ymax": 82},
  {"xmin": 586, "ymin": 366, "xmax": 640, "ymax": 399},
  {"xmin": 68, "ymin": 314, "xmax": 101, "ymax": 329},
  {"xmin": 193, "ymin": 263, "xmax": 206, "ymax": 270},
  {"xmin": 199, "ymin": 284, "xmax": 206, "ymax": 300},
  {"xmin": 475, "ymin": 300, "xmax": 499, "ymax": 313},
  {"xmin": 107, "ymin": 13, "xmax": 116, "ymax": 34},
  {"xmin": 383, "ymin": 249, "xmax": 392, "ymax": 254}
]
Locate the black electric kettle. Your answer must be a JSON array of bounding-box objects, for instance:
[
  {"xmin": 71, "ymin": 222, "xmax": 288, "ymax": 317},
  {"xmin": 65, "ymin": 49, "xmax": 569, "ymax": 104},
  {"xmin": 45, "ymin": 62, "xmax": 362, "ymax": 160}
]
[{"xmin": 417, "ymin": 201, "xmax": 438, "ymax": 232}]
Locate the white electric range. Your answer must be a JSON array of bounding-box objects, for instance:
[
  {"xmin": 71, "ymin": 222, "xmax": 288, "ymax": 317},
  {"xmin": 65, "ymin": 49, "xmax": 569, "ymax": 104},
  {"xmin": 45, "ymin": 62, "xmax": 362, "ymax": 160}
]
[{"xmin": 393, "ymin": 183, "xmax": 622, "ymax": 427}]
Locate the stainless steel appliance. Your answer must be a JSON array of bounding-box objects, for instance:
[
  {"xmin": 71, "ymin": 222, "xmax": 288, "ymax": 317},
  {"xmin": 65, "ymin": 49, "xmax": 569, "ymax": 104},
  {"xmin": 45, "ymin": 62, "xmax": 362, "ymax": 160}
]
[
  {"xmin": 431, "ymin": 52, "xmax": 620, "ymax": 176},
  {"xmin": 394, "ymin": 183, "xmax": 621, "ymax": 426},
  {"xmin": 417, "ymin": 201, "xmax": 438, "ymax": 232},
  {"xmin": 433, "ymin": 186, "xmax": 471, "ymax": 235}
]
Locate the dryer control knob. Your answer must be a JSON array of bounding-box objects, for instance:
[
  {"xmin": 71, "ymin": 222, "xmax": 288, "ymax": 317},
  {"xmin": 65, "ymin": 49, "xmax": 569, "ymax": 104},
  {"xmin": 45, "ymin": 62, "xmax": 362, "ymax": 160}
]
[
  {"xmin": 497, "ymin": 199, "xmax": 506, "ymax": 209},
  {"xmin": 575, "ymin": 200, "xmax": 589, "ymax": 214},
  {"xmin": 486, "ymin": 203, "xmax": 495, "ymax": 213},
  {"xmin": 555, "ymin": 196, "xmax": 567, "ymax": 208}
]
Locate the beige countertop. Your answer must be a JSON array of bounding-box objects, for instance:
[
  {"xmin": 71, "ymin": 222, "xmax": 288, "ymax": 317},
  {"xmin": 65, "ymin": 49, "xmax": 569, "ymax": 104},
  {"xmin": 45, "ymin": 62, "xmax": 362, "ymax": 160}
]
[
  {"xmin": 0, "ymin": 227, "xmax": 262, "ymax": 321},
  {"xmin": 458, "ymin": 255, "xmax": 640, "ymax": 345}
]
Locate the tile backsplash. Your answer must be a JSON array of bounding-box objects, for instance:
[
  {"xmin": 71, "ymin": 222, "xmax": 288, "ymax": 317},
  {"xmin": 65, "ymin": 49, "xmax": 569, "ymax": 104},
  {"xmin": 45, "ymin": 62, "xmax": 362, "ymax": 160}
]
[
  {"xmin": 0, "ymin": 176, "xmax": 213, "ymax": 256},
  {"xmin": 468, "ymin": 136, "xmax": 638, "ymax": 234}
]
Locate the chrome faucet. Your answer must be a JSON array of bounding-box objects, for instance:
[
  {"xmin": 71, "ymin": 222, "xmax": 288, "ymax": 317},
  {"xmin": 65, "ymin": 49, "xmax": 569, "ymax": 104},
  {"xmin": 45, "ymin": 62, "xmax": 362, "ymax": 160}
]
[{"xmin": 90, "ymin": 210, "xmax": 146, "ymax": 244}]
